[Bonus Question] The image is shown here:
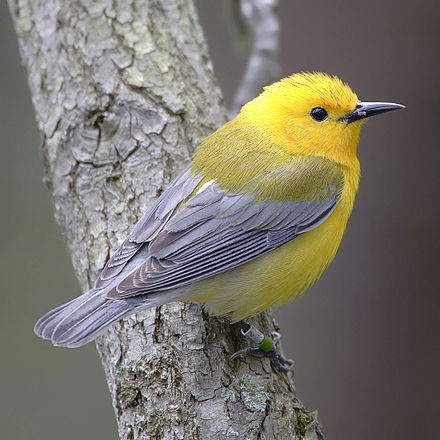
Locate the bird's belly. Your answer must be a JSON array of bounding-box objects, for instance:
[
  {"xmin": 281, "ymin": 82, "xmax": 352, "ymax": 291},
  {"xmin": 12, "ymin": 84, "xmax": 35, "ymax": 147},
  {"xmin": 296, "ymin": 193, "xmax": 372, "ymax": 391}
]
[{"xmin": 186, "ymin": 201, "xmax": 350, "ymax": 321}]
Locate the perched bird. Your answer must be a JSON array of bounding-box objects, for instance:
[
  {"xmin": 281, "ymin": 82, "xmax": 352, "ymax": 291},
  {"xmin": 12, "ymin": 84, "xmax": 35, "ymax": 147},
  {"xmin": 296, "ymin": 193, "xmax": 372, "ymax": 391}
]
[{"xmin": 35, "ymin": 72, "xmax": 404, "ymax": 370}]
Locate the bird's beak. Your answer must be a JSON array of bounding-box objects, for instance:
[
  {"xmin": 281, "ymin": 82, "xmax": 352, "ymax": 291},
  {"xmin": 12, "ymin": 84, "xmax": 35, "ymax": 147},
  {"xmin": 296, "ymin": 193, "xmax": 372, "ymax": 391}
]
[{"xmin": 339, "ymin": 101, "xmax": 405, "ymax": 124}]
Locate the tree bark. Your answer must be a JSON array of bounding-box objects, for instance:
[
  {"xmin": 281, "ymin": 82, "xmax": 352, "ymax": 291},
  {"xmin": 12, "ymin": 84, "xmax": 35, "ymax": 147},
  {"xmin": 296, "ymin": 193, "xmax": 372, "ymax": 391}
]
[{"xmin": 9, "ymin": 0, "xmax": 324, "ymax": 438}]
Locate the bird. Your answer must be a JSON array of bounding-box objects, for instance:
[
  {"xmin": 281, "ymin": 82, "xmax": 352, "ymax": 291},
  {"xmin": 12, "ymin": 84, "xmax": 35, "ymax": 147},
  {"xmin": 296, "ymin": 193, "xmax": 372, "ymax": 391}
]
[{"xmin": 34, "ymin": 72, "xmax": 404, "ymax": 371}]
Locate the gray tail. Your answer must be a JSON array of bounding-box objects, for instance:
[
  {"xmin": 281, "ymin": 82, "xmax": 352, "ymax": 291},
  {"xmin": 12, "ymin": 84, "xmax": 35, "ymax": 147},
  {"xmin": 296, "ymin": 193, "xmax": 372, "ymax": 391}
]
[{"xmin": 34, "ymin": 289, "xmax": 137, "ymax": 348}]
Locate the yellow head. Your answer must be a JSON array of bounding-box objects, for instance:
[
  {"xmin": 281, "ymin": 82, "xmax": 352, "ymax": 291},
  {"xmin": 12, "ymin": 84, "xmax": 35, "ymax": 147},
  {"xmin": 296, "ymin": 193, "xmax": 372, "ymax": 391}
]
[{"xmin": 240, "ymin": 72, "xmax": 403, "ymax": 167}]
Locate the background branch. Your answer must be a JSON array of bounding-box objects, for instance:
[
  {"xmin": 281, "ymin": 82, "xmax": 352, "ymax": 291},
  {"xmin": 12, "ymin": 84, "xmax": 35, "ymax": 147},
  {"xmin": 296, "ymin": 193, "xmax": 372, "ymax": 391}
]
[
  {"xmin": 8, "ymin": 0, "xmax": 322, "ymax": 438},
  {"xmin": 229, "ymin": 0, "xmax": 281, "ymax": 117}
]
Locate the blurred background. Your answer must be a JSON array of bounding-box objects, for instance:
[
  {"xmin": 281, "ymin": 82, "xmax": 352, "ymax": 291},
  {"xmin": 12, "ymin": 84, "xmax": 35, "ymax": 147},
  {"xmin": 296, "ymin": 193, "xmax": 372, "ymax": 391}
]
[{"xmin": 1, "ymin": 0, "xmax": 439, "ymax": 439}]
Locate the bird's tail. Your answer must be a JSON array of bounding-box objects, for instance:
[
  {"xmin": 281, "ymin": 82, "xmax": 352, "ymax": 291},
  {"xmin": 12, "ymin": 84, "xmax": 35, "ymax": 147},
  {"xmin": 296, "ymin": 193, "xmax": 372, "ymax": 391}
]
[{"xmin": 34, "ymin": 289, "xmax": 143, "ymax": 348}]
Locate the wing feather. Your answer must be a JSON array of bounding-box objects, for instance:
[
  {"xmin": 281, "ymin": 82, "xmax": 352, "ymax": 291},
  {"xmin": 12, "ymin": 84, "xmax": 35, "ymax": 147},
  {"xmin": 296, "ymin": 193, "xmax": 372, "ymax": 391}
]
[
  {"xmin": 92, "ymin": 157, "xmax": 343, "ymax": 299},
  {"xmin": 94, "ymin": 169, "xmax": 202, "ymax": 289},
  {"xmin": 106, "ymin": 176, "xmax": 340, "ymax": 298}
]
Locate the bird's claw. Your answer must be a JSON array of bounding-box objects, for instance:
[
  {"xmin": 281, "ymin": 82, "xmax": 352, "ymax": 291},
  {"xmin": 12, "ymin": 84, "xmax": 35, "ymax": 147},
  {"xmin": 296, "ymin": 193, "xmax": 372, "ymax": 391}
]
[{"xmin": 231, "ymin": 331, "xmax": 294, "ymax": 373}]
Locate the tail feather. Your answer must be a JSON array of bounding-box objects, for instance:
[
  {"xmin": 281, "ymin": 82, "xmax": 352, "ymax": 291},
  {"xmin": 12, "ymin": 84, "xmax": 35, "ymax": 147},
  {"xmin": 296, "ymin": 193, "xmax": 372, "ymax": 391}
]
[
  {"xmin": 35, "ymin": 289, "xmax": 135, "ymax": 348},
  {"xmin": 34, "ymin": 287, "xmax": 186, "ymax": 348},
  {"xmin": 35, "ymin": 295, "xmax": 85, "ymax": 340}
]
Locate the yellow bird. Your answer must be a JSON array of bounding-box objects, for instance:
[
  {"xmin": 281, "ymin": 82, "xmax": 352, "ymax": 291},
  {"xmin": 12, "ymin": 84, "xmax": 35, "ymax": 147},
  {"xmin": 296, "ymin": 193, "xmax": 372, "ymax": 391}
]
[{"xmin": 35, "ymin": 72, "xmax": 404, "ymax": 371}]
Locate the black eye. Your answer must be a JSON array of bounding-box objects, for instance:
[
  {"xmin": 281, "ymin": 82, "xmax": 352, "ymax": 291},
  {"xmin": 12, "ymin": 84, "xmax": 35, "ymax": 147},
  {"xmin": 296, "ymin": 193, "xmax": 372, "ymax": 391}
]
[{"xmin": 310, "ymin": 107, "xmax": 328, "ymax": 122}]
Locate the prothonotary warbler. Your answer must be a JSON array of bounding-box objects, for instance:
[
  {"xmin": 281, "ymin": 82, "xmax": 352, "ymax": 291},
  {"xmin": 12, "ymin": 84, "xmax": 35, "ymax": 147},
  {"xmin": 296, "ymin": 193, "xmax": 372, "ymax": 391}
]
[{"xmin": 35, "ymin": 72, "xmax": 404, "ymax": 371}]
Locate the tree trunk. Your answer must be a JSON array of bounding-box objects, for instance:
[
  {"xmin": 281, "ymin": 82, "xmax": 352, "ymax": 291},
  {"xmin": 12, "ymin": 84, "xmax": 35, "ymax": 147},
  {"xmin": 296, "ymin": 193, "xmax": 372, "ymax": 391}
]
[{"xmin": 8, "ymin": 0, "xmax": 323, "ymax": 438}]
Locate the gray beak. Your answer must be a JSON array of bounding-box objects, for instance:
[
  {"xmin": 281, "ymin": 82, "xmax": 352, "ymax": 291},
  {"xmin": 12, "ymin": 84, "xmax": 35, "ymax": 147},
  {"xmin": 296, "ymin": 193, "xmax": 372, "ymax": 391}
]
[{"xmin": 339, "ymin": 101, "xmax": 405, "ymax": 124}]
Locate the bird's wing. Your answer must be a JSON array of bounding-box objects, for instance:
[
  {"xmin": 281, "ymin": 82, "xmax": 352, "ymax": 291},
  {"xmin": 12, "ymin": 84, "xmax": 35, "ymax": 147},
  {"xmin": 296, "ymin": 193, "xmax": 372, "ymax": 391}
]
[
  {"xmin": 94, "ymin": 168, "xmax": 202, "ymax": 289},
  {"xmin": 105, "ymin": 157, "xmax": 344, "ymax": 298}
]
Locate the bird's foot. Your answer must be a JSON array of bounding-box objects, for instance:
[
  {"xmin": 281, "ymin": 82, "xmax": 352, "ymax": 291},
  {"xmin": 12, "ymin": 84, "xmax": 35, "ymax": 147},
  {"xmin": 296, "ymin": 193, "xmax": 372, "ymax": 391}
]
[{"xmin": 231, "ymin": 323, "xmax": 294, "ymax": 373}]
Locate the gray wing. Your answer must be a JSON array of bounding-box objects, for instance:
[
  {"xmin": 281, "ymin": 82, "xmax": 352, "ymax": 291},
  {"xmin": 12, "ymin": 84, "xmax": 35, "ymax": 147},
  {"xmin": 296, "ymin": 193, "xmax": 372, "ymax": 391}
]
[
  {"xmin": 106, "ymin": 178, "xmax": 339, "ymax": 299},
  {"xmin": 94, "ymin": 168, "xmax": 202, "ymax": 289}
]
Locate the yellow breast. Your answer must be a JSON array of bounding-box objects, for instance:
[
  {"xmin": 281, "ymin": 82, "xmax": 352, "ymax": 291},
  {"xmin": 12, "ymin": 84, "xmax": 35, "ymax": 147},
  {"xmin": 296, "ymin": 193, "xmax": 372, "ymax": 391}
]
[{"xmin": 186, "ymin": 165, "xmax": 359, "ymax": 321}]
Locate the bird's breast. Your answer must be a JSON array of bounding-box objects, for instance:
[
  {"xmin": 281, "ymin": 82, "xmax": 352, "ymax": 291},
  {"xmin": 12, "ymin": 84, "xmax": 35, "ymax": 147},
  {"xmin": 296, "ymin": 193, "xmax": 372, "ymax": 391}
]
[{"xmin": 186, "ymin": 166, "xmax": 359, "ymax": 321}]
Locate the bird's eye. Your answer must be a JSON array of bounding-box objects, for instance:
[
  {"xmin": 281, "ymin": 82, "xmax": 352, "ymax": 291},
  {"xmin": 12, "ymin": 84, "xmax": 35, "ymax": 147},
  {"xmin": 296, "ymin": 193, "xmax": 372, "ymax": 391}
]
[{"xmin": 310, "ymin": 107, "xmax": 328, "ymax": 122}]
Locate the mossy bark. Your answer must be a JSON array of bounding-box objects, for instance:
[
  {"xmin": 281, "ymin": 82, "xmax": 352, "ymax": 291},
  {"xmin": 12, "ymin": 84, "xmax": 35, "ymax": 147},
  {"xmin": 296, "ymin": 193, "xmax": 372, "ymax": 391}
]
[{"xmin": 8, "ymin": 0, "xmax": 324, "ymax": 438}]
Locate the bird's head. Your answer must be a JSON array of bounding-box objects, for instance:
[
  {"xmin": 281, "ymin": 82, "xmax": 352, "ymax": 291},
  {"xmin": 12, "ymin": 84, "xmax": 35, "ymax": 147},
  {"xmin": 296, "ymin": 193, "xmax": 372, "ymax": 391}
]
[{"xmin": 240, "ymin": 72, "xmax": 404, "ymax": 167}]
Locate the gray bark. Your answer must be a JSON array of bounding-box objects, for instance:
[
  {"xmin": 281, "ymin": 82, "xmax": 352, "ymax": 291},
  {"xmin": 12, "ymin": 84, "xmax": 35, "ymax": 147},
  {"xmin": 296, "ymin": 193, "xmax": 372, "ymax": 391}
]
[{"xmin": 9, "ymin": 0, "xmax": 324, "ymax": 438}]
